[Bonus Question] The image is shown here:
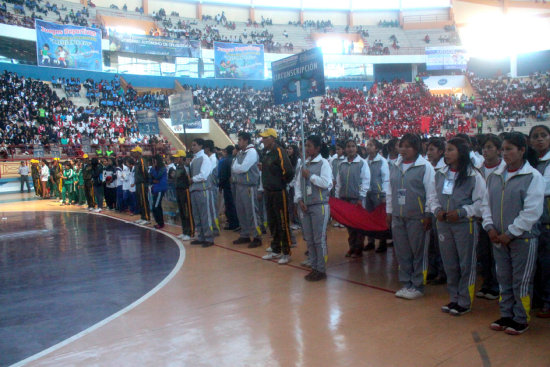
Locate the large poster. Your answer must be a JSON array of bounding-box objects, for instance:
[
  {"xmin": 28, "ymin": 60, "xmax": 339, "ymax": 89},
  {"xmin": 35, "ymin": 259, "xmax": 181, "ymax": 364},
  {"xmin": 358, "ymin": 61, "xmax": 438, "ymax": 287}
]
[
  {"xmin": 35, "ymin": 20, "xmax": 102, "ymax": 71},
  {"xmin": 169, "ymin": 91, "xmax": 201, "ymax": 128},
  {"xmin": 109, "ymin": 33, "xmax": 200, "ymax": 58},
  {"xmin": 425, "ymin": 46, "xmax": 468, "ymax": 71},
  {"xmin": 136, "ymin": 110, "xmax": 159, "ymax": 135},
  {"xmin": 214, "ymin": 42, "xmax": 264, "ymax": 79},
  {"xmin": 272, "ymin": 47, "xmax": 325, "ymax": 105}
]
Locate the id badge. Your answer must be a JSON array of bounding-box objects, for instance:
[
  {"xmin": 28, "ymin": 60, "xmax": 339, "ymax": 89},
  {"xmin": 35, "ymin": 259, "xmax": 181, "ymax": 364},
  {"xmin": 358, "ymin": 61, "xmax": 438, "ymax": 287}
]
[
  {"xmin": 442, "ymin": 178, "xmax": 454, "ymax": 195},
  {"xmin": 306, "ymin": 185, "xmax": 312, "ymax": 196},
  {"xmin": 398, "ymin": 189, "xmax": 406, "ymax": 205}
]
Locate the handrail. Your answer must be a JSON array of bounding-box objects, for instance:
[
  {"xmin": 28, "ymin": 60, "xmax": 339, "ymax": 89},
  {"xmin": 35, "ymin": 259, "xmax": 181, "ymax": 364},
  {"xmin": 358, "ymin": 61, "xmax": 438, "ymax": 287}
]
[{"xmin": 403, "ymin": 15, "xmax": 450, "ymax": 24}]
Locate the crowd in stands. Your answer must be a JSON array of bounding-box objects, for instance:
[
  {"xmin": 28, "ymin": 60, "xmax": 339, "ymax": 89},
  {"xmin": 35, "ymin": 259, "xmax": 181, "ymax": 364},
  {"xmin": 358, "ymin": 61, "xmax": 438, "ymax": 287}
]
[
  {"xmin": 0, "ymin": 71, "xmax": 169, "ymax": 156},
  {"xmin": 469, "ymin": 71, "xmax": 550, "ymax": 131}
]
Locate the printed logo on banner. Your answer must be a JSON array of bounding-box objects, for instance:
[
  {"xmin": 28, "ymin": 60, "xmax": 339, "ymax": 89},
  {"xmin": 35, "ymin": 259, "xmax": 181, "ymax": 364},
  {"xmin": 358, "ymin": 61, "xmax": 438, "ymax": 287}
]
[
  {"xmin": 169, "ymin": 92, "xmax": 201, "ymax": 128},
  {"xmin": 109, "ymin": 33, "xmax": 201, "ymax": 58},
  {"xmin": 35, "ymin": 20, "xmax": 102, "ymax": 71},
  {"xmin": 272, "ymin": 48, "xmax": 325, "ymax": 105},
  {"xmin": 438, "ymin": 78, "xmax": 448, "ymax": 86},
  {"xmin": 214, "ymin": 42, "xmax": 264, "ymax": 80},
  {"xmin": 136, "ymin": 110, "xmax": 160, "ymax": 135}
]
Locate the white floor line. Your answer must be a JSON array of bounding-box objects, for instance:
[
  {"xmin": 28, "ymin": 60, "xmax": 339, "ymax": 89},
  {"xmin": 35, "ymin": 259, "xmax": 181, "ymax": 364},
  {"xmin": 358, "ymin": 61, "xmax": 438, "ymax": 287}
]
[{"xmin": 10, "ymin": 211, "xmax": 186, "ymax": 367}]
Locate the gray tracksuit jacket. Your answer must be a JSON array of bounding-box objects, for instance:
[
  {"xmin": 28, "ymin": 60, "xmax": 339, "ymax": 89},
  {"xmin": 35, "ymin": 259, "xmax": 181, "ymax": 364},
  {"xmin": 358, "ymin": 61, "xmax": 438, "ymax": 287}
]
[
  {"xmin": 190, "ymin": 150, "xmax": 213, "ymax": 192},
  {"xmin": 294, "ymin": 154, "xmax": 333, "ymax": 205},
  {"xmin": 232, "ymin": 145, "xmax": 260, "ymax": 186},
  {"xmin": 535, "ymin": 151, "xmax": 550, "ymax": 225},
  {"xmin": 335, "ymin": 155, "xmax": 370, "ymax": 201},
  {"xmin": 481, "ymin": 161, "xmax": 544, "ymax": 239}
]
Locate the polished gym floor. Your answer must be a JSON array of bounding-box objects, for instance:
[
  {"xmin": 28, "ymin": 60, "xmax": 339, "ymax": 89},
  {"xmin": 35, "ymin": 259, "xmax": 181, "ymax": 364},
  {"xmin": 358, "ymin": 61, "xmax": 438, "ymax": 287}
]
[{"xmin": 0, "ymin": 192, "xmax": 549, "ymax": 367}]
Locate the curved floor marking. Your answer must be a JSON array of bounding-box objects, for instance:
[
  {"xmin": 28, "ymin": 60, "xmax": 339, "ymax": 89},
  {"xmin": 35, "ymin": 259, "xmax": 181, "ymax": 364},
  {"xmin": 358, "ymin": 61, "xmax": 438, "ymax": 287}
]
[{"xmin": 10, "ymin": 211, "xmax": 186, "ymax": 367}]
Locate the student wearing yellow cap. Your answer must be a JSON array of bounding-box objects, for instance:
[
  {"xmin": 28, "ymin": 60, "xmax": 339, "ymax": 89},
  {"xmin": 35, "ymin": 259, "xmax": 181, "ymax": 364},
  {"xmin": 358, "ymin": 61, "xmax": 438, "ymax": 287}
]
[{"xmin": 31, "ymin": 160, "xmax": 42, "ymax": 196}]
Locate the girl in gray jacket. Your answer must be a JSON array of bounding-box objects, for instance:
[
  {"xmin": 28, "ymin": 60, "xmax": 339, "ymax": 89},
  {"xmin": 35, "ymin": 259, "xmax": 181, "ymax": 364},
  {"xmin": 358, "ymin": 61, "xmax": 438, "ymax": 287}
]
[{"xmin": 481, "ymin": 132, "xmax": 544, "ymax": 335}]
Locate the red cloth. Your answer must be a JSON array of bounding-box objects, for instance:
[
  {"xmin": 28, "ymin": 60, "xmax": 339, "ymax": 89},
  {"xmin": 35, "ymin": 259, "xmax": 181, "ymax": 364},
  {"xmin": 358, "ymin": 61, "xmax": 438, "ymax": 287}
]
[
  {"xmin": 420, "ymin": 116, "xmax": 431, "ymax": 133},
  {"xmin": 329, "ymin": 197, "xmax": 388, "ymax": 232}
]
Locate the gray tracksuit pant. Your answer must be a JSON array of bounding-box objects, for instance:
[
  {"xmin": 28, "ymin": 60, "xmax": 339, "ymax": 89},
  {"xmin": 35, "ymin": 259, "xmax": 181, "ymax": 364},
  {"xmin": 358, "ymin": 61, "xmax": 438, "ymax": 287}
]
[
  {"xmin": 494, "ymin": 237, "xmax": 538, "ymax": 324},
  {"xmin": 437, "ymin": 220, "xmax": 478, "ymax": 308},
  {"xmin": 537, "ymin": 225, "xmax": 550, "ymax": 306},
  {"xmin": 392, "ymin": 216, "xmax": 430, "ymax": 291},
  {"xmin": 210, "ymin": 187, "xmax": 220, "ymax": 235},
  {"xmin": 191, "ymin": 189, "xmax": 214, "ymax": 242},
  {"xmin": 301, "ymin": 203, "xmax": 330, "ymax": 273},
  {"xmin": 235, "ymin": 184, "xmax": 262, "ymax": 239}
]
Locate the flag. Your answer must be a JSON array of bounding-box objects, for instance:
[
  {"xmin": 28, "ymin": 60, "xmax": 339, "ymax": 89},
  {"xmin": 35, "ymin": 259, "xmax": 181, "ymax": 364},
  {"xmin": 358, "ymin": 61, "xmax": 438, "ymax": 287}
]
[
  {"xmin": 420, "ymin": 116, "xmax": 432, "ymax": 133},
  {"xmin": 329, "ymin": 197, "xmax": 391, "ymax": 239}
]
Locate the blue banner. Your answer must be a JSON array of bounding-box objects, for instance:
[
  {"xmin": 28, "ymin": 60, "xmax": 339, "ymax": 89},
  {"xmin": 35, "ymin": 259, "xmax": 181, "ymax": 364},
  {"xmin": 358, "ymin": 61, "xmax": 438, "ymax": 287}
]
[
  {"xmin": 109, "ymin": 33, "xmax": 200, "ymax": 58},
  {"xmin": 136, "ymin": 110, "xmax": 160, "ymax": 135},
  {"xmin": 35, "ymin": 20, "xmax": 102, "ymax": 71},
  {"xmin": 169, "ymin": 91, "xmax": 201, "ymax": 128},
  {"xmin": 425, "ymin": 46, "xmax": 467, "ymax": 71},
  {"xmin": 214, "ymin": 42, "xmax": 264, "ymax": 80},
  {"xmin": 272, "ymin": 48, "xmax": 325, "ymax": 105}
]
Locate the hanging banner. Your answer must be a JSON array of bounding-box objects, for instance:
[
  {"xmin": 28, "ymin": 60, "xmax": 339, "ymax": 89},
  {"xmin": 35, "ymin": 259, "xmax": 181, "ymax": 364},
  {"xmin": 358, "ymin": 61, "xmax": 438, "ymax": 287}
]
[
  {"xmin": 168, "ymin": 91, "xmax": 201, "ymax": 128},
  {"xmin": 50, "ymin": 146, "xmax": 61, "ymax": 159},
  {"xmin": 425, "ymin": 46, "xmax": 468, "ymax": 71},
  {"xmin": 33, "ymin": 145, "xmax": 44, "ymax": 158},
  {"xmin": 109, "ymin": 33, "xmax": 201, "ymax": 58},
  {"xmin": 35, "ymin": 20, "xmax": 102, "ymax": 71},
  {"xmin": 136, "ymin": 110, "xmax": 160, "ymax": 135},
  {"xmin": 81, "ymin": 136, "xmax": 91, "ymax": 153},
  {"xmin": 272, "ymin": 47, "xmax": 325, "ymax": 105},
  {"xmin": 214, "ymin": 42, "xmax": 264, "ymax": 80}
]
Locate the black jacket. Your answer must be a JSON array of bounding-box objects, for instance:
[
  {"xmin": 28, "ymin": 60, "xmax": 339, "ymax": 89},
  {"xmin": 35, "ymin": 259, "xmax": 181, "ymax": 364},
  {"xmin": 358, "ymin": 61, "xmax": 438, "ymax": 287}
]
[
  {"xmin": 261, "ymin": 144, "xmax": 294, "ymax": 191},
  {"xmin": 218, "ymin": 157, "xmax": 233, "ymax": 190}
]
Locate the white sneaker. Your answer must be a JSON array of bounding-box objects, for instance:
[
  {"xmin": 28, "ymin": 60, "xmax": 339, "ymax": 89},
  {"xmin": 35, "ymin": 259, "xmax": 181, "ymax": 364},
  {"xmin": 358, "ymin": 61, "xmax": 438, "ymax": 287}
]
[
  {"xmin": 142, "ymin": 221, "xmax": 151, "ymax": 225},
  {"xmin": 94, "ymin": 208, "xmax": 102, "ymax": 213},
  {"xmin": 332, "ymin": 222, "xmax": 340, "ymax": 227},
  {"xmin": 134, "ymin": 219, "xmax": 144, "ymax": 224},
  {"xmin": 300, "ymin": 259, "xmax": 311, "ymax": 267},
  {"xmin": 278, "ymin": 255, "xmax": 290, "ymax": 264},
  {"xmin": 178, "ymin": 234, "xmax": 191, "ymax": 241},
  {"xmin": 290, "ymin": 224, "xmax": 300, "ymax": 230},
  {"xmin": 401, "ymin": 288, "xmax": 424, "ymax": 300},
  {"xmin": 262, "ymin": 252, "xmax": 282, "ymax": 260},
  {"xmin": 266, "ymin": 246, "xmax": 273, "ymax": 252},
  {"xmin": 395, "ymin": 287, "xmax": 408, "ymax": 298},
  {"xmin": 88, "ymin": 207, "xmax": 94, "ymax": 211}
]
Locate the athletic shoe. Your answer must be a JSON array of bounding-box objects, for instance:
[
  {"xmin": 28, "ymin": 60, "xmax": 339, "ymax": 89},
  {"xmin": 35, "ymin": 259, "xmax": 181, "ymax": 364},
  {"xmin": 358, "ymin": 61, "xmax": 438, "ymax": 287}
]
[
  {"xmin": 290, "ymin": 224, "xmax": 300, "ymax": 230},
  {"xmin": 201, "ymin": 242, "xmax": 214, "ymax": 248},
  {"xmin": 305, "ymin": 270, "xmax": 326, "ymax": 281},
  {"xmin": 134, "ymin": 219, "xmax": 144, "ymax": 224},
  {"xmin": 248, "ymin": 238, "xmax": 262, "ymax": 248},
  {"xmin": 350, "ymin": 249, "xmax": 363, "ymax": 258},
  {"xmin": 536, "ymin": 304, "xmax": 550, "ymax": 318},
  {"xmin": 141, "ymin": 221, "xmax": 151, "ymax": 225},
  {"xmin": 94, "ymin": 208, "xmax": 102, "ymax": 213},
  {"xmin": 233, "ymin": 237, "xmax": 251, "ymax": 245},
  {"xmin": 490, "ymin": 317, "xmax": 514, "ymax": 331},
  {"xmin": 332, "ymin": 222, "xmax": 340, "ymax": 227},
  {"xmin": 504, "ymin": 321, "xmax": 529, "ymax": 335},
  {"xmin": 395, "ymin": 287, "xmax": 408, "ymax": 298},
  {"xmin": 401, "ymin": 288, "xmax": 424, "ymax": 300},
  {"xmin": 262, "ymin": 252, "xmax": 282, "ymax": 260},
  {"xmin": 450, "ymin": 305, "xmax": 471, "ymax": 316},
  {"xmin": 363, "ymin": 242, "xmax": 375, "ymax": 251},
  {"xmin": 441, "ymin": 302, "xmax": 458, "ymax": 313},
  {"xmin": 265, "ymin": 246, "xmax": 273, "ymax": 252},
  {"xmin": 233, "ymin": 226, "xmax": 241, "ymax": 232},
  {"xmin": 178, "ymin": 234, "xmax": 192, "ymax": 241},
  {"xmin": 277, "ymin": 255, "xmax": 290, "ymax": 264},
  {"xmin": 190, "ymin": 240, "xmax": 205, "ymax": 245},
  {"xmin": 88, "ymin": 207, "xmax": 94, "ymax": 211},
  {"xmin": 375, "ymin": 241, "xmax": 388, "ymax": 253},
  {"xmin": 300, "ymin": 259, "xmax": 312, "ymax": 267},
  {"xmin": 476, "ymin": 288, "xmax": 499, "ymax": 300},
  {"xmin": 338, "ymin": 224, "xmax": 345, "ymax": 228}
]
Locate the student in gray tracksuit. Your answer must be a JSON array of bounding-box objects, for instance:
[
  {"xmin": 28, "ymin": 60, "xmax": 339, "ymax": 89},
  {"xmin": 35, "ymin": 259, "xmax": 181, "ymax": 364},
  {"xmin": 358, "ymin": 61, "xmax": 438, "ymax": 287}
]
[
  {"xmin": 529, "ymin": 125, "xmax": 550, "ymax": 318},
  {"xmin": 431, "ymin": 138, "xmax": 486, "ymax": 316},
  {"xmin": 481, "ymin": 132, "xmax": 544, "ymax": 335},
  {"xmin": 387, "ymin": 134, "xmax": 436, "ymax": 300},
  {"xmin": 232, "ymin": 132, "xmax": 262, "ymax": 248},
  {"xmin": 189, "ymin": 138, "xmax": 215, "ymax": 247},
  {"xmin": 205, "ymin": 140, "xmax": 220, "ymax": 236},
  {"xmin": 330, "ymin": 141, "xmax": 345, "ymax": 228},
  {"xmin": 364, "ymin": 139, "xmax": 389, "ymax": 253},
  {"xmin": 295, "ymin": 135, "xmax": 333, "ymax": 281},
  {"xmin": 335, "ymin": 139, "xmax": 370, "ymax": 258}
]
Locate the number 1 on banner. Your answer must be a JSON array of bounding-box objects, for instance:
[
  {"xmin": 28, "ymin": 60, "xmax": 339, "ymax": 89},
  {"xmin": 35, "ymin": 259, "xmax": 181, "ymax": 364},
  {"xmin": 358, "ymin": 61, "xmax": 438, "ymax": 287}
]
[{"xmin": 295, "ymin": 80, "xmax": 301, "ymax": 98}]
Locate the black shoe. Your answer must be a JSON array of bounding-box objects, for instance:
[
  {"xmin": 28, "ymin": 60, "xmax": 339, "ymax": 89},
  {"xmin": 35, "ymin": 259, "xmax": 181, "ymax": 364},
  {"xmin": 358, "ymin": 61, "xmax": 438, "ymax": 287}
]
[
  {"xmin": 504, "ymin": 320, "xmax": 529, "ymax": 335},
  {"xmin": 375, "ymin": 242, "xmax": 387, "ymax": 253},
  {"xmin": 429, "ymin": 275, "xmax": 447, "ymax": 285},
  {"xmin": 201, "ymin": 242, "xmax": 214, "ymax": 248},
  {"xmin": 248, "ymin": 238, "xmax": 262, "ymax": 248},
  {"xmin": 441, "ymin": 302, "xmax": 458, "ymax": 313},
  {"xmin": 232, "ymin": 226, "xmax": 241, "ymax": 232},
  {"xmin": 450, "ymin": 305, "xmax": 471, "ymax": 316},
  {"xmin": 191, "ymin": 240, "xmax": 205, "ymax": 245},
  {"xmin": 224, "ymin": 225, "xmax": 238, "ymax": 230},
  {"xmin": 363, "ymin": 242, "xmax": 375, "ymax": 251},
  {"xmin": 233, "ymin": 237, "xmax": 251, "ymax": 245},
  {"xmin": 305, "ymin": 270, "xmax": 326, "ymax": 282},
  {"xmin": 490, "ymin": 317, "xmax": 514, "ymax": 331}
]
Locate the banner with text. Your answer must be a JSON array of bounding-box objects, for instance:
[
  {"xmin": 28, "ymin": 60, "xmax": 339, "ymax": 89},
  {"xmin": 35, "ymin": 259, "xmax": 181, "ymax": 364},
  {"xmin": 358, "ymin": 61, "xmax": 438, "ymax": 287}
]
[
  {"xmin": 214, "ymin": 42, "xmax": 264, "ymax": 80},
  {"xmin": 35, "ymin": 20, "xmax": 102, "ymax": 71},
  {"xmin": 272, "ymin": 47, "xmax": 325, "ymax": 105},
  {"xmin": 109, "ymin": 33, "xmax": 200, "ymax": 58},
  {"xmin": 425, "ymin": 46, "xmax": 468, "ymax": 71},
  {"xmin": 136, "ymin": 110, "xmax": 160, "ymax": 135},
  {"xmin": 169, "ymin": 91, "xmax": 201, "ymax": 128}
]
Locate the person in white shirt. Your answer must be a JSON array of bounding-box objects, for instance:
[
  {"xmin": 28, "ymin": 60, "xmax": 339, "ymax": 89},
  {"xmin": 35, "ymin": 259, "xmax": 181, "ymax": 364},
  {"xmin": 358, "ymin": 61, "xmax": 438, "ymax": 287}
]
[
  {"xmin": 40, "ymin": 160, "xmax": 50, "ymax": 198},
  {"xmin": 18, "ymin": 160, "xmax": 31, "ymax": 193}
]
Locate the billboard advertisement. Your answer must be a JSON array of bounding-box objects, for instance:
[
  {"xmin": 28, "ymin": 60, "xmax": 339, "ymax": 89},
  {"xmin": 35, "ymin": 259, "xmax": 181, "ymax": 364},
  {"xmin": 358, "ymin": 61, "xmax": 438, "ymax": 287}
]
[
  {"xmin": 425, "ymin": 46, "xmax": 468, "ymax": 71},
  {"xmin": 136, "ymin": 110, "xmax": 160, "ymax": 135},
  {"xmin": 35, "ymin": 20, "xmax": 102, "ymax": 71},
  {"xmin": 109, "ymin": 33, "xmax": 200, "ymax": 58},
  {"xmin": 214, "ymin": 42, "xmax": 264, "ymax": 79},
  {"xmin": 169, "ymin": 91, "xmax": 201, "ymax": 128},
  {"xmin": 272, "ymin": 47, "xmax": 325, "ymax": 105}
]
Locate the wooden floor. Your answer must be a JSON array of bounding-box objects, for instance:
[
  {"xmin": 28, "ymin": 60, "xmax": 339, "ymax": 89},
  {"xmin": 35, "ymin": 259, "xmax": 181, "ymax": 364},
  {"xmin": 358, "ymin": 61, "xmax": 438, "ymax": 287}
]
[{"xmin": 1, "ymin": 193, "xmax": 549, "ymax": 367}]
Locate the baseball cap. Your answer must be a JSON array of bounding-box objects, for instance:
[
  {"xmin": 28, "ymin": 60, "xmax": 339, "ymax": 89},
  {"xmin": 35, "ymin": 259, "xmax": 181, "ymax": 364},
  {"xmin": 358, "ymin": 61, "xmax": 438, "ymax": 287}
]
[{"xmin": 259, "ymin": 128, "xmax": 277, "ymax": 138}]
